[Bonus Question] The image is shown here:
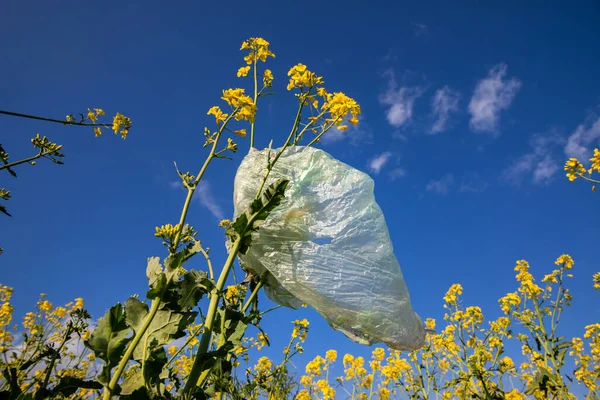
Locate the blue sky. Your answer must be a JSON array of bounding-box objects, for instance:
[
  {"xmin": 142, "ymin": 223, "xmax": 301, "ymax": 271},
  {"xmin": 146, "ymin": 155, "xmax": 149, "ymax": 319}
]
[{"xmin": 1, "ymin": 0, "xmax": 599, "ymax": 388}]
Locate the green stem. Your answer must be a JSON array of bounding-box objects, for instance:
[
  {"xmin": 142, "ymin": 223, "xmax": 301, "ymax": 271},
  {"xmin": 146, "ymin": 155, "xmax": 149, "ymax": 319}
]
[
  {"xmin": 0, "ymin": 110, "xmax": 113, "ymax": 127},
  {"xmin": 242, "ymin": 280, "xmax": 263, "ymax": 313},
  {"xmin": 254, "ymin": 100, "xmax": 305, "ymax": 199},
  {"xmin": 306, "ymin": 116, "xmax": 343, "ymax": 147},
  {"xmin": 0, "ymin": 149, "xmax": 61, "ymax": 171},
  {"xmin": 181, "ymin": 237, "xmax": 243, "ymax": 395},
  {"xmin": 165, "ymin": 324, "xmax": 204, "ymax": 368},
  {"xmin": 577, "ymin": 173, "xmax": 600, "ymax": 184},
  {"xmin": 250, "ymin": 59, "xmax": 258, "ymax": 149},
  {"xmin": 103, "ymin": 299, "xmax": 162, "ymax": 400},
  {"xmin": 41, "ymin": 325, "xmax": 73, "ymax": 390}
]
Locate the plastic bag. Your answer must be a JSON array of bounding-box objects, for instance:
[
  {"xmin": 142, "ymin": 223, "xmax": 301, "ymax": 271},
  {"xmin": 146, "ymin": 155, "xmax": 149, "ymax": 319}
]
[{"xmin": 232, "ymin": 146, "xmax": 425, "ymax": 351}]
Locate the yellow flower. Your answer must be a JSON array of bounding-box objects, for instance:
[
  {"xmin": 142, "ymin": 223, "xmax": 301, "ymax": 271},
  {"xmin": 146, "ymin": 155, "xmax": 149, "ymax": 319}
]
[
  {"xmin": 343, "ymin": 353, "xmax": 354, "ymax": 366},
  {"xmin": 219, "ymin": 219, "xmax": 232, "ymax": 228},
  {"xmin": 234, "ymin": 128, "xmax": 246, "ymax": 137},
  {"xmin": 254, "ymin": 356, "xmax": 272, "ymax": 373},
  {"xmin": 112, "ymin": 112, "xmax": 132, "ymax": 139},
  {"xmin": 87, "ymin": 108, "xmax": 98, "ymax": 123},
  {"xmin": 168, "ymin": 346, "xmax": 177, "ymax": 356},
  {"xmin": 221, "ymin": 88, "xmax": 256, "ymax": 123},
  {"xmin": 53, "ymin": 307, "xmax": 67, "ymax": 319},
  {"xmin": 379, "ymin": 387, "xmax": 391, "ymax": 400},
  {"xmin": 237, "ymin": 66, "xmax": 251, "ymax": 77},
  {"xmin": 299, "ymin": 375, "xmax": 312, "ymax": 386},
  {"xmin": 306, "ymin": 355, "xmax": 326, "ymax": 375},
  {"xmin": 325, "ymin": 349, "xmax": 337, "ymax": 363},
  {"xmin": 74, "ymin": 298, "xmax": 84, "ymax": 309},
  {"xmin": 564, "ymin": 157, "xmax": 586, "ymax": 181},
  {"xmin": 94, "ymin": 127, "xmax": 102, "ymax": 137},
  {"xmin": 593, "ymin": 272, "xmax": 600, "ymax": 290},
  {"xmin": 588, "ymin": 148, "xmax": 600, "ymax": 173},
  {"xmin": 315, "ymin": 379, "xmax": 335, "ymax": 400},
  {"xmin": 499, "ymin": 356, "xmax": 515, "ymax": 372},
  {"xmin": 555, "ymin": 254, "xmax": 574, "ymax": 270},
  {"xmin": 337, "ymin": 125, "xmax": 348, "ymax": 131},
  {"xmin": 38, "ymin": 300, "xmax": 53, "ymax": 312},
  {"xmin": 263, "ymin": 69, "xmax": 274, "ymax": 87},
  {"xmin": 94, "ymin": 108, "xmax": 105, "ymax": 116},
  {"xmin": 227, "ymin": 137, "xmax": 238, "ymax": 152},
  {"xmin": 372, "ymin": 347, "xmax": 385, "ymax": 361},
  {"xmin": 286, "ymin": 63, "xmax": 324, "ymax": 91},
  {"xmin": 207, "ymin": 106, "xmax": 228, "ymax": 125},
  {"xmin": 240, "ymin": 37, "xmax": 275, "ymax": 63},
  {"xmin": 444, "ymin": 284, "xmax": 463, "ymax": 305},
  {"xmin": 296, "ymin": 390, "xmax": 311, "ymax": 400},
  {"xmin": 505, "ymin": 389, "xmax": 526, "ymax": 400}
]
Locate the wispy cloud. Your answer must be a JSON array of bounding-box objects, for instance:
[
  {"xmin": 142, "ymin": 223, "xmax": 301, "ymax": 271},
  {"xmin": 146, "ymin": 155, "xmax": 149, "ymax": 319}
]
[
  {"xmin": 389, "ymin": 167, "xmax": 407, "ymax": 181},
  {"xmin": 411, "ymin": 22, "xmax": 429, "ymax": 37},
  {"xmin": 564, "ymin": 116, "xmax": 600, "ymax": 160},
  {"xmin": 458, "ymin": 172, "xmax": 489, "ymax": 193},
  {"xmin": 502, "ymin": 133, "xmax": 564, "ymax": 186},
  {"xmin": 320, "ymin": 118, "xmax": 374, "ymax": 146},
  {"xmin": 379, "ymin": 70, "xmax": 424, "ymax": 128},
  {"xmin": 430, "ymin": 86, "xmax": 460, "ymax": 134},
  {"xmin": 169, "ymin": 180, "xmax": 224, "ymax": 220},
  {"xmin": 426, "ymin": 173, "xmax": 454, "ymax": 195},
  {"xmin": 368, "ymin": 152, "xmax": 393, "ymax": 175},
  {"xmin": 468, "ymin": 64, "xmax": 521, "ymax": 134}
]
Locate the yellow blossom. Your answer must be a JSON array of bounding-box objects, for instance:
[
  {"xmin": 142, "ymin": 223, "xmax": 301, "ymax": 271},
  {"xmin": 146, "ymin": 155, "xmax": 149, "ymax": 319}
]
[
  {"xmin": 564, "ymin": 157, "xmax": 586, "ymax": 181},
  {"xmin": 325, "ymin": 349, "xmax": 337, "ymax": 363},
  {"xmin": 234, "ymin": 128, "xmax": 246, "ymax": 137},
  {"xmin": 237, "ymin": 66, "xmax": 250, "ymax": 77},
  {"xmin": 94, "ymin": 127, "xmax": 102, "ymax": 137},
  {"xmin": 444, "ymin": 284, "xmax": 463, "ymax": 305},
  {"xmin": 87, "ymin": 108, "xmax": 98, "ymax": 123},
  {"xmin": 207, "ymin": 106, "xmax": 228, "ymax": 125},
  {"xmin": 372, "ymin": 347, "xmax": 385, "ymax": 361},
  {"xmin": 555, "ymin": 254, "xmax": 574, "ymax": 270}
]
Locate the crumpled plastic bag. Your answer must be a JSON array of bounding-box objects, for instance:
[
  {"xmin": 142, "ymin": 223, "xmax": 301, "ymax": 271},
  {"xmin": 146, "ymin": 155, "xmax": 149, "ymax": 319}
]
[{"xmin": 232, "ymin": 146, "xmax": 425, "ymax": 351}]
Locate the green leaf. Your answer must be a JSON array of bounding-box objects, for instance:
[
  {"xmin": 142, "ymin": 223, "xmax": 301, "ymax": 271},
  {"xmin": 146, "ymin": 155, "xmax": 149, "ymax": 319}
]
[
  {"xmin": 119, "ymin": 369, "xmax": 143, "ymax": 396},
  {"xmin": 146, "ymin": 257, "xmax": 166, "ymax": 300},
  {"xmin": 176, "ymin": 270, "xmax": 214, "ymax": 311},
  {"xmin": 231, "ymin": 179, "xmax": 289, "ymax": 255},
  {"xmin": 84, "ymin": 303, "xmax": 131, "ymax": 385},
  {"xmin": 124, "ymin": 298, "xmax": 196, "ymax": 363},
  {"xmin": 164, "ymin": 239, "xmax": 202, "ymax": 273}
]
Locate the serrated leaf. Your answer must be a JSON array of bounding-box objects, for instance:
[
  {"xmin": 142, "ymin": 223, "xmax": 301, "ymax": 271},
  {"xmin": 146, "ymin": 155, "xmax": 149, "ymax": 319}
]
[
  {"xmin": 124, "ymin": 298, "xmax": 196, "ymax": 362},
  {"xmin": 176, "ymin": 270, "xmax": 214, "ymax": 310},
  {"xmin": 233, "ymin": 179, "xmax": 289, "ymax": 255},
  {"xmin": 164, "ymin": 239, "xmax": 203, "ymax": 273},
  {"xmin": 146, "ymin": 257, "xmax": 165, "ymax": 299},
  {"xmin": 84, "ymin": 304, "xmax": 131, "ymax": 385}
]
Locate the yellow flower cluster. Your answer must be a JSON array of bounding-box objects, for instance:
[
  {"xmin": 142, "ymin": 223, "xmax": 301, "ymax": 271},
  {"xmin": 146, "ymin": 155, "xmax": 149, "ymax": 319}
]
[
  {"xmin": 286, "ymin": 64, "xmax": 324, "ymax": 91},
  {"xmin": 224, "ymin": 284, "xmax": 247, "ymax": 306},
  {"xmin": 240, "ymin": 37, "xmax": 275, "ymax": 64},
  {"xmin": 565, "ymin": 157, "xmax": 587, "ymax": 181},
  {"xmin": 112, "ymin": 112, "xmax": 131, "ymax": 139}
]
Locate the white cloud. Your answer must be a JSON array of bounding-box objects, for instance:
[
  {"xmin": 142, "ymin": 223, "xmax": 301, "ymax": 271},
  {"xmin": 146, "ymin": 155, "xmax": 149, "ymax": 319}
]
[
  {"xmin": 368, "ymin": 152, "xmax": 392, "ymax": 175},
  {"xmin": 379, "ymin": 71, "xmax": 423, "ymax": 128},
  {"xmin": 468, "ymin": 64, "xmax": 521, "ymax": 134},
  {"xmin": 389, "ymin": 168, "xmax": 407, "ymax": 181},
  {"xmin": 502, "ymin": 133, "xmax": 564, "ymax": 186},
  {"xmin": 430, "ymin": 86, "xmax": 460, "ymax": 134},
  {"xmin": 564, "ymin": 117, "xmax": 600, "ymax": 160},
  {"xmin": 426, "ymin": 173, "xmax": 454, "ymax": 195},
  {"xmin": 320, "ymin": 119, "xmax": 373, "ymax": 146},
  {"xmin": 169, "ymin": 180, "xmax": 225, "ymax": 220},
  {"xmin": 194, "ymin": 181, "xmax": 225, "ymax": 220}
]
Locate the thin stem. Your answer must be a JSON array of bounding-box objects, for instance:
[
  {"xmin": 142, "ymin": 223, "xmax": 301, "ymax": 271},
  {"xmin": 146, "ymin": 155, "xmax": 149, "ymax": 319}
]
[
  {"xmin": 0, "ymin": 148, "xmax": 61, "ymax": 171},
  {"xmin": 250, "ymin": 59, "xmax": 258, "ymax": 149},
  {"xmin": 172, "ymin": 113, "xmax": 233, "ymax": 248},
  {"xmin": 103, "ymin": 299, "xmax": 162, "ymax": 400},
  {"xmin": 166, "ymin": 324, "xmax": 204, "ymax": 368},
  {"xmin": 254, "ymin": 100, "xmax": 305, "ymax": 199},
  {"xmin": 41, "ymin": 325, "xmax": 73, "ymax": 390},
  {"xmin": 306, "ymin": 116, "xmax": 343, "ymax": 147},
  {"xmin": 182, "ymin": 237, "xmax": 243, "ymax": 395},
  {"xmin": 199, "ymin": 247, "xmax": 214, "ymax": 280},
  {"xmin": 242, "ymin": 280, "xmax": 264, "ymax": 313},
  {"xmin": 0, "ymin": 110, "xmax": 113, "ymax": 127},
  {"xmin": 576, "ymin": 173, "xmax": 600, "ymax": 184}
]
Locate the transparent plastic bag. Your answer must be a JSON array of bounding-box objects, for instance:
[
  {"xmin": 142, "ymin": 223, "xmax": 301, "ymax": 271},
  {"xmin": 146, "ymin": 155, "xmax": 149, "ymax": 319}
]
[{"xmin": 232, "ymin": 146, "xmax": 425, "ymax": 350}]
